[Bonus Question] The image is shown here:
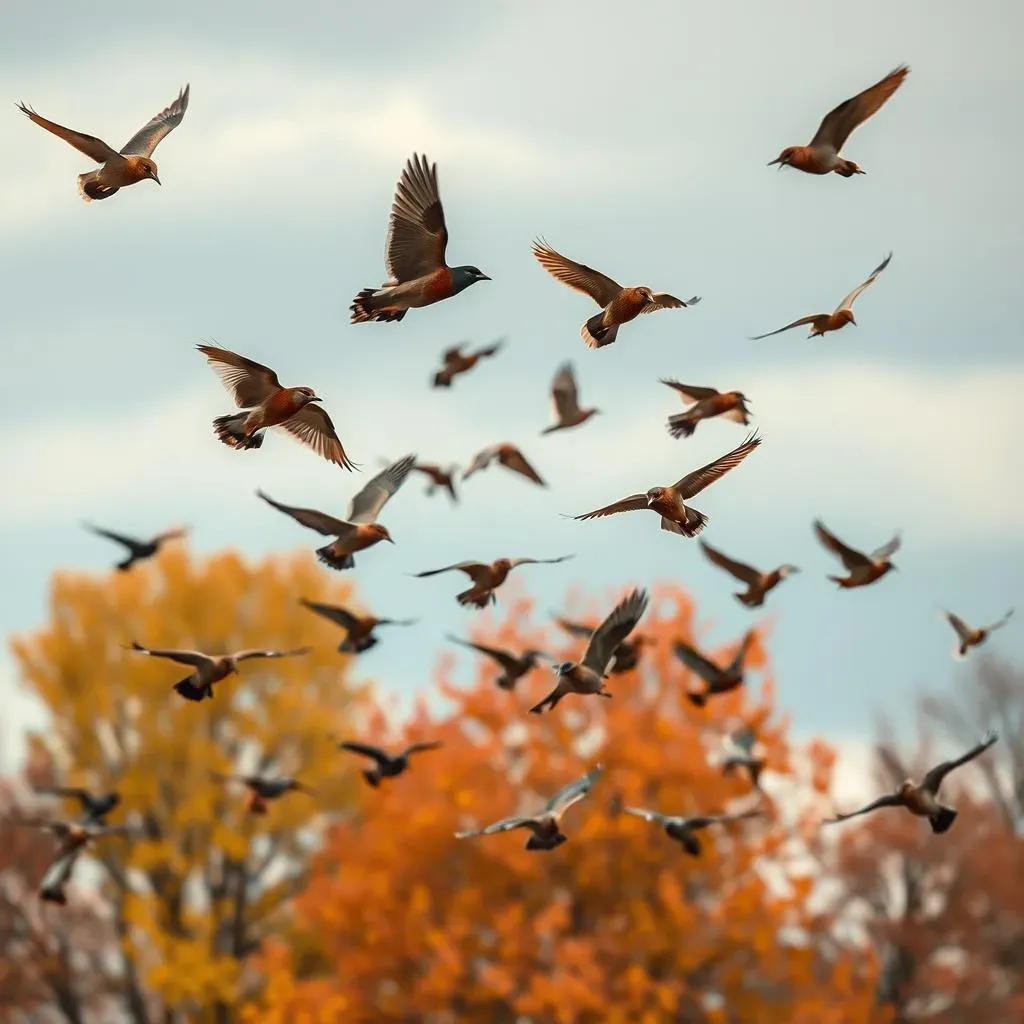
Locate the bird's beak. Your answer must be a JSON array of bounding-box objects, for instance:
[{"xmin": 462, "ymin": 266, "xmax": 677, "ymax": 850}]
[
  {"xmin": 478, "ymin": 272, "xmax": 491, "ymax": 281},
  {"xmin": 152, "ymin": 174, "xmax": 162, "ymax": 186},
  {"xmin": 767, "ymin": 157, "xmax": 783, "ymax": 168},
  {"xmin": 386, "ymin": 535, "xmax": 395, "ymax": 544},
  {"xmin": 891, "ymin": 563, "xmax": 899, "ymax": 572},
  {"xmin": 646, "ymin": 495, "xmax": 657, "ymax": 507},
  {"xmin": 309, "ymin": 395, "xmax": 323, "ymax": 402}
]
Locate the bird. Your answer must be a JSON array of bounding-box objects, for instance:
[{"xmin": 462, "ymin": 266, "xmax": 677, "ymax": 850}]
[
  {"xmin": 82, "ymin": 522, "xmax": 187, "ymax": 572},
  {"xmin": 432, "ymin": 339, "xmax": 504, "ymax": 388},
  {"xmin": 813, "ymin": 520, "xmax": 900, "ymax": 589},
  {"xmin": 18, "ymin": 84, "xmax": 190, "ymax": 201},
  {"xmin": 412, "ymin": 462, "xmax": 459, "ymax": 503},
  {"xmin": 824, "ymin": 730, "xmax": 999, "ymax": 834},
  {"xmin": 673, "ymin": 631, "xmax": 756, "ymax": 708},
  {"xmin": 33, "ymin": 786, "xmax": 121, "ymax": 825},
  {"xmin": 624, "ymin": 806, "xmax": 764, "ymax": 856},
  {"xmin": 530, "ymin": 588, "xmax": 649, "ymax": 713},
  {"xmin": 256, "ymin": 454, "xmax": 416, "ymax": 570},
  {"xmin": 532, "ymin": 238, "xmax": 700, "ymax": 349},
  {"xmin": 447, "ymin": 635, "xmax": 549, "ymax": 691},
  {"xmin": 462, "ymin": 443, "xmax": 545, "ymax": 487},
  {"xmin": 128, "ymin": 642, "xmax": 311, "ymax": 702},
  {"xmin": 38, "ymin": 848, "xmax": 82, "ymax": 906},
  {"xmin": 571, "ymin": 432, "xmax": 761, "ymax": 538},
  {"xmin": 699, "ymin": 539, "xmax": 799, "ymax": 608},
  {"xmin": 350, "ymin": 153, "xmax": 489, "ymax": 323},
  {"xmin": 660, "ymin": 380, "xmax": 751, "ymax": 439},
  {"xmin": 719, "ymin": 727, "xmax": 766, "ymax": 789},
  {"xmin": 11, "ymin": 816, "xmax": 134, "ymax": 857},
  {"xmin": 750, "ymin": 253, "xmax": 892, "ymax": 340},
  {"xmin": 943, "ymin": 609, "xmax": 1014, "ymax": 660},
  {"xmin": 298, "ymin": 597, "xmax": 416, "ymax": 654},
  {"xmin": 554, "ymin": 617, "xmax": 653, "ymax": 675},
  {"xmin": 210, "ymin": 773, "xmax": 316, "ymax": 815},
  {"xmin": 454, "ymin": 765, "xmax": 602, "ymax": 851},
  {"xmin": 768, "ymin": 65, "xmax": 909, "ymax": 176},
  {"xmin": 412, "ymin": 555, "xmax": 573, "ymax": 609},
  {"xmin": 196, "ymin": 343, "xmax": 356, "ymax": 470},
  {"xmin": 542, "ymin": 362, "xmax": 600, "ymax": 434},
  {"xmin": 337, "ymin": 740, "xmax": 442, "ymax": 788}
]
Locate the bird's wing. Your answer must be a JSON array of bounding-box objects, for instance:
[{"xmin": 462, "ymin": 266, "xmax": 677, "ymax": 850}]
[
  {"xmin": 82, "ymin": 522, "xmax": 143, "ymax": 551},
  {"xmin": 17, "ymin": 103, "xmax": 119, "ymax": 162},
  {"xmin": 824, "ymin": 792, "xmax": 904, "ymax": 824},
  {"xmin": 338, "ymin": 741, "xmax": 389, "ymax": 765},
  {"xmin": 944, "ymin": 611, "xmax": 973, "ymax": 644},
  {"xmin": 674, "ymin": 432, "xmax": 761, "ymax": 498},
  {"xmin": 256, "ymin": 491, "xmax": 351, "ymax": 536},
  {"xmin": 546, "ymin": 764, "xmax": 603, "ymax": 816},
  {"xmin": 582, "ymin": 588, "xmax": 649, "ymax": 675},
  {"xmin": 921, "ymin": 729, "xmax": 999, "ymax": 792},
  {"xmin": 346, "ymin": 454, "xmax": 416, "ymax": 523},
  {"xmin": 750, "ymin": 315, "xmax": 823, "ymax": 340},
  {"xmin": 686, "ymin": 808, "xmax": 765, "ymax": 829},
  {"xmin": 639, "ymin": 292, "xmax": 692, "ymax": 314},
  {"xmin": 508, "ymin": 555, "xmax": 574, "ymax": 570},
  {"xmin": 279, "ymin": 406, "xmax": 356, "ymax": 470},
  {"xmin": 573, "ymin": 494, "xmax": 649, "ymax": 521},
  {"xmin": 299, "ymin": 598, "xmax": 359, "ymax": 630},
  {"xmin": 119, "ymin": 84, "xmax": 190, "ymax": 156},
  {"xmin": 672, "ymin": 640, "xmax": 722, "ymax": 683},
  {"xmin": 414, "ymin": 561, "xmax": 491, "ymax": 584},
  {"xmin": 129, "ymin": 642, "xmax": 211, "ymax": 668},
  {"xmin": 531, "ymin": 239, "xmax": 623, "ymax": 307},
  {"xmin": 440, "ymin": 345, "xmax": 465, "ymax": 365},
  {"xmin": 835, "ymin": 253, "xmax": 893, "ymax": 312},
  {"xmin": 455, "ymin": 816, "xmax": 535, "ymax": 838},
  {"xmin": 699, "ymin": 540, "xmax": 761, "ymax": 585},
  {"xmin": 383, "ymin": 153, "xmax": 449, "ymax": 282},
  {"xmin": 659, "ymin": 379, "xmax": 719, "ymax": 404},
  {"xmin": 377, "ymin": 617, "xmax": 418, "ymax": 628},
  {"xmin": 231, "ymin": 647, "xmax": 312, "ymax": 662},
  {"xmin": 497, "ymin": 446, "xmax": 545, "ymax": 485},
  {"xmin": 555, "ymin": 617, "xmax": 596, "ymax": 639},
  {"xmin": 461, "ymin": 448, "xmax": 495, "ymax": 480},
  {"xmin": 810, "ymin": 65, "xmax": 909, "ymax": 152},
  {"xmin": 987, "ymin": 609, "xmax": 1015, "ymax": 633},
  {"xmin": 623, "ymin": 806, "xmax": 669, "ymax": 825},
  {"xmin": 38, "ymin": 848, "xmax": 81, "ymax": 892},
  {"xmin": 474, "ymin": 338, "xmax": 505, "ymax": 359},
  {"xmin": 404, "ymin": 741, "xmax": 443, "ymax": 758},
  {"xmin": 447, "ymin": 635, "xmax": 519, "ymax": 672},
  {"xmin": 728, "ymin": 631, "xmax": 756, "ymax": 673},
  {"xmin": 813, "ymin": 520, "xmax": 871, "ymax": 570},
  {"xmin": 550, "ymin": 362, "xmax": 582, "ymax": 421},
  {"xmin": 196, "ymin": 344, "xmax": 281, "ymax": 407},
  {"xmin": 870, "ymin": 532, "xmax": 902, "ymax": 561}
]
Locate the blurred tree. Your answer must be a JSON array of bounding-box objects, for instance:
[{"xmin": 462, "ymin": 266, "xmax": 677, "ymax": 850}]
[{"xmin": 9, "ymin": 545, "xmax": 363, "ymax": 1023}]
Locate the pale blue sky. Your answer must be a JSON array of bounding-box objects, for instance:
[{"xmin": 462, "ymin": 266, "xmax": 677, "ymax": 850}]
[{"xmin": 2, "ymin": 0, "xmax": 1021, "ymax": 778}]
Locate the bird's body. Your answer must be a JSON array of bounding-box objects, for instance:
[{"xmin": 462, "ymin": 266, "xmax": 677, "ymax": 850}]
[
  {"xmin": 12, "ymin": 816, "xmax": 133, "ymax": 858},
  {"xmin": 720, "ymin": 727, "xmax": 766, "ymax": 788},
  {"xmin": 432, "ymin": 340, "xmax": 504, "ymax": 388},
  {"xmin": 814, "ymin": 520, "xmax": 900, "ymax": 588},
  {"xmin": 83, "ymin": 523, "xmax": 187, "ymax": 572},
  {"xmin": 35, "ymin": 786, "xmax": 121, "ymax": 826},
  {"xmin": 554, "ymin": 618, "xmax": 652, "ymax": 675},
  {"xmin": 413, "ymin": 555, "xmax": 573, "ymax": 609},
  {"xmin": 674, "ymin": 632, "xmax": 755, "ymax": 708},
  {"xmin": 299, "ymin": 597, "xmax": 415, "ymax": 654},
  {"xmin": 448, "ymin": 635, "xmax": 547, "ymax": 691},
  {"xmin": 625, "ymin": 806, "xmax": 764, "ymax": 856},
  {"xmin": 38, "ymin": 849, "xmax": 82, "ymax": 905},
  {"xmin": 211, "ymin": 773, "xmax": 315, "ymax": 814},
  {"xmin": 543, "ymin": 362, "xmax": 599, "ymax": 434},
  {"xmin": 660, "ymin": 380, "xmax": 751, "ymax": 439},
  {"xmin": 338, "ymin": 740, "xmax": 441, "ymax": 787},
  {"xmin": 462, "ymin": 443, "xmax": 545, "ymax": 487},
  {"xmin": 944, "ymin": 609, "xmax": 1014, "ymax": 659},
  {"xmin": 412, "ymin": 462, "xmax": 459, "ymax": 503},
  {"xmin": 699, "ymin": 539, "xmax": 798, "ymax": 608}
]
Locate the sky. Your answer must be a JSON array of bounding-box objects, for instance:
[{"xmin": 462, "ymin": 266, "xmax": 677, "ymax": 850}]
[{"xmin": 1, "ymin": 0, "xmax": 1021, "ymax": 797}]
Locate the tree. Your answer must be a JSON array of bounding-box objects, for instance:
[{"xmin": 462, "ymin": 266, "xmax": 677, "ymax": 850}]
[
  {"xmin": 8, "ymin": 545, "xmax": 363, "ymax": 1023},
  {"xmin": 244, "ymin": 584, "xmax": 879, "ymax": 1023}
]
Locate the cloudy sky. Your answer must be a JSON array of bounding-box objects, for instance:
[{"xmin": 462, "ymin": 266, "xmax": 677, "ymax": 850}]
[{"xmin": 2, "ymin": 0, "xmax": 1021, "ymax": 791}]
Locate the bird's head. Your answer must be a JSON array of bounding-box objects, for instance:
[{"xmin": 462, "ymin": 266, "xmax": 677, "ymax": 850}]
[
  {"xmin": 645, "ymin": 487, "xmax": 666, "ymax": 506},
  {"xmin": 293, "ymin": 387, "xmax": 323, "ymax": 406},
  {"xmin": 136, "ymin": 157, "xmax": 161, "ymax": 184},
  {"xmin": 898, "ymin": 780, "xmax": 915, "ymax": 798},
  {"xmin": 637, "ymin": 287, "xmax": 656, "ymax": 304},
  {"xmin": 223, "ymin": 657, "xmax": 240, "ymax": 675},
  {"xmin": 838, "ymin": 309, "xmax": 856, "ymax": 327},
  {"xmin": 767, "ymin": 147, "xmax": 797, "ymax": 169},
  {"xmin": 452, "ymin": 266, "xmax": 491, "ymax": 292},
  {"xmin": 554, "ymin": 660, "xmax": 574, "ymax": 677},
  {"xmin": 367, "ymin": 523, "xmax": 394, "ymax": 544},
  {"xmin": 778, "ymin": 565, "xmax": 800, "ymax": 578},
  {"xmin": 493, "ymin": 557, "xmax": 512, "ymax": 573}
]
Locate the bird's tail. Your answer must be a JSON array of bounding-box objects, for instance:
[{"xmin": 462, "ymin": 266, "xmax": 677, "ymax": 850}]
[
  {"xmin": 954, "ymin": 643, "xmax": 969, "ymax": 660},
  {"xmin": 929, "ymin": 807, "xmax": 957, "ymax": 834},
  {"xmin": 340, "ymin": 636, "xmax": 376, "ymax": 654},
  {"xmin": 115, "ymin": 556, "xmax": 136, "ymax": 572},
  {"xmin": 77, "ymin": 173, "xmax": 119, "ymax": 202},
  {"xmin": 686, "ymin": 690, "xmax": 708, "ymax": 709},
  {"xmin": 316, "ymin": 544, "xmax": 355, "ymax": 572},
  {"xmin": 362, "ymin": 769, "xmax": 381, "ymax": 788},
  {"xmin": 660, "ymin": 509, "xmax": 708, "ymax": 539},
  {"xmin": 213, "ymin": 414, "xmax": 263, "ymax": 451},
  {"xmin": 735, "ymin": 591, "xmax": 761, "ymax": 608},
  {"xmin": 458, "ymin": 588, "xmax": 495, "ymax": 609},
  {"xmin": 581, "ymin": 313, "xmax": 618, "ymax": 349},
  {"xmin": 828, "ymin": 575, "xmax": 853, "ymax": 588},
  {"xmin": 666, "ymin": 413, "xmax": 698, "ymax": 439},
  {"xmin": 350, "ymin": 288, "xmax": 407, "ymax": 324},
  {"xmin": 40, "ymin": 885, "xmax": 69, "ymax": 905},
  {"xmin": 173, "ymin": 678, "xmax": 210, "ymax": 702},
  {"xmin": 528, "ymin": 690, "xmax": 561, "ymax": 714},
  {"xmin": 540, "ymin": 423, "xmax": 562, "ymax": 435},
  {"xmin": 526, "ymin": 831, "xmax": 566, "ymax": 851},
  {"xmin": 433, "ymin": 372, "xmax": 453, "ymax": 388},
  {"xmin": 247, "ymin": 792, "xmax": 268, "ymax": 815}
]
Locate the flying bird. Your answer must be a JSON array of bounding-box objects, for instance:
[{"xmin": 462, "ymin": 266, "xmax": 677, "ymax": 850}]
[
  {"xmin": 542, "ymin": 362, "xmax": 600, "ymax": 434},
  {"xmin": 532, "ymin": 238, "xmax": 700, "ymax": 349},
  {"xmin": 768, "ymin": 65, "xmax": 909, "ymax": 176},
  {"xmin": 530, "ymin": 589, "xmax": 649, "ymax": 713},
  {"xmin": 337, "ymin": 740, "xmax": 442, "ymax": 788},
  {"xmin": 412, "ymin": 555, "xmax": 573, "ymax": 609},
  {"xmin": 699, "ymin": 539, "xmax": 799, "ymax": 608},
  {"xmin": 82, "ymin": 522, "xmax": 187, "ymax": 572},
  {"xmin": 34, "ymin": 786, "xmax": 121, "ymax": 825},
  {"xmin": 462, "ymin": 443, "xmax": 545, "ymax": 487},
  {"xmin": 720, "ymin": 726, "xmax": 766, "ymax": 789},
  {"xmin": 446, "ymin": 636, "xmax": 549, "ymax": 691},
  {"xmin": 660, "ymin": 380, "xmax": 751, "ymax": 439},
  {"xmin": 18, "ymin": 84, "xmax": 189, "ymax": 201},
  {"xmin": 10, "ymin": 817, "xmax": 134, "ymax": 857},
  {"xmin": 432, "ymin": 339, "xmax": 504, "ymax": 388},
  {"xmin": 299, "ymin": 597, "xmax": 416, "ymax": 654},
  {"xmin": 412, "ymin": 462, "xmax": 459, "ymax": 503},
  {"xmin": 825, "ymin": 730, "xmax": 999, "ymax": 834},
  {"xmin": 38, "ymin": 848, "xmax": 82, "ymax": 906},
  {"xmin": 674, "ymin": 631, "xmax": 756, "ymax": 708},
  {"xmin": 571, "ymin": 432, "xmax": 761, "ymax": 538},
  {"xmin": 624, "ymin": 806, "xmax": 764, "ymax": 856},
  {"xmin": 814, "ymin": 520, "xmax": 900, "ymax": 589},
  {"xmin": 454, "ymin": 765, "xmax": 602, "ymax": 851},
  {"xmin": 554, "ymin": 617, "xmax": 653, "ymax": 675},
  {"xmin": 128, "ymin": 642, "xmax": 311, "ymax": 702},
  {"xmin": 196, "ymin": 343, "xmax": 356, "ymax": 470},
  {"xmin": 943, "ymin": 609, "xmax": 1014, "ymax": 660},
  {"xmin": 256, "ymin": 454, "xmax": 416, "ymax": 570},
  {"xmin": 751, "ymin": 253, "xmax": 892, "ymax": 340},
  {"xmin": 210, "ymin": 773, "xmax": 316, "ymax": 815},
  {"xmin": 351, "ymin": 153, "xmax": 489, "ymax": 323}
]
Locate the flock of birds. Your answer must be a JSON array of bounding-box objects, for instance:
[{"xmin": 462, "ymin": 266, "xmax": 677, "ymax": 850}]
[{"xmin": 6, "ymin": 63, "xmax": 1014, "ymax": 908}]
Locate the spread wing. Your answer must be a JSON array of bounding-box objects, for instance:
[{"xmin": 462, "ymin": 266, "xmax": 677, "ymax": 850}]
[
  {"xmin": 497, "ymin": 446, "xmax": 545, "ymax": 486},
  {"xmin": 623, "ymin": 806, "xmax": 671, "ymax": 825},
  {"xmin": 555, "ymin": 617, "xmax": 596, "ymax": 640},
  {"xmin": 413, "ymin": 561, "xmax": 491, "ymax": 584},
  {"xmin": 474, "ymin": 338, "xmax": 505, "ymax": 359},
  {"xmin": 685, "ymin": 808, "xmax": 765, "ymax": 830},
  {"xmin": 256, "ymin": 490, "xmax": 350, "ymax": 536},
  {"xmin": 17, "ymin": 103, "xmax": 118, "ymax": 163},
  {"xmin": 508, "ymin": 555, "xmax": 574, "ymax": 570},
  {"xmin": 447, "ymin": 635, "xmax": 520, "ymax": 672},
  {"xmin": 728, "ymin": 631, "xmax": 756, "ymax": 673},
  {"xmin": 582, "ymin": 588, "xmax": 649, "ymax": 675},
  {"xmin": 572, "ymin": 494, "xmax": 649, "ymax": 521},
  {"xmin": 870, "ymin": 533, "xmax": 902, "ymax": 561},
  {"xmin": 82, "ymin": 522, "xmax": 144, "ymax": 552},
  {"xmin": 338, "ymin": 741, "xmax": 389, "ymax": 765},
  {"xmin": 672, "ymin": 640, "xmax": 722, "ymax": 684},
  {"xmin": 346, "ymin": 454, "xmax": 416, "ymax": 523},
  {"xmin": 546, "ymin": 764, "xmax": 603, "ymax": 816},
  {"xmin": 659, "ymin": 380, "xmax": 719, "ymax": 405},
  {"xmin": 299, "ymin": 598, "xmax": 360, "ymax": 630},
  {"xmin": 639, "ymin": 293, "xmax": 699, "ymax": 314},
  {"xmin": 129, "ymin": 642, "xmax": 211, "ymax": 668},
  {"xmin": 461, "ymin": 447, "xmax": 495, "ymax": 480},
  {"xmin": 120, "ymin": 84, "xmax": 190, "ymax": 157},
  {"xmin": 750, "ymin": 315, "xmax": 824, "ymax": 340},
  {"xmin": 823, "ymin": 792, "xmax": 903, "ymax": 824},
  {"xmin": 383, "ymin": 153, "xmax": 448, "ymax": 282},
  {"xmin": 455, "ymin": 816, "xmax": 537, "ymax": 839},
  {"xmin": 196, "ymin": 344, "xmax": 281, "ymax": 407},
  {"xmin": 921, "ymin": 729, "xmax": 999, "ymax": 793},
  {"xmin": 532, "ymin": 238, "xmax": 622, "ymax": 307},
  {"xmin": 699, "ymin": 540, "xmax": 761, "ymax": 585},
  {"xmin": 550, "ymin": 363, "xmax": 582, "ymax": 421},
  {"xmin": 39, "ymin": 848, "xmax": 82, "ymax": 893},
  {"xmin": 674, "ymin": 432, "xmax": 761, "ymax": 498},
  {"xmin": 810, "ymin": 65, "xmax": 909, "ymax": 152},
  {"xmin": 403, "ymin": 741, "xmax": 443, "ymax": 758},
  {"xmin": 813, "ymin": 520, "xmax": 871, "ymax": 570},
  {"xmin": 987, "ymin": 609, "xmax": 1015, "ymax": 633},
  {"xmin": 835, "ymin": 253, "xmax": 893, "ymax": 312},
  {"xmin": 230, "ymin": 647, "xmax": 312, "ymax": 662},
  {"xmin": 279, "ymin": 406, "xmax": 357, "ymax": 471}
]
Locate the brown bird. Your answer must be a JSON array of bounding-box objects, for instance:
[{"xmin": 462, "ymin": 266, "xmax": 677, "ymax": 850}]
[
  {"xmin": 533, "ymin": 238, "xmax": 700, "ymax": 349},
  {"xmin": 674, "ymin": 631, "xmax": 756, "ymax": 708},
  {"xmin": 554, "ymin": 617, "xmax": 653, "ymax": 675},
  {"xmin": 699, "ymin": 539, "xmax": 799, "ymax": 608},
  {"xmin": 128, "ymin": 642, "xmax": 311, "ymax": 702},
  {"xmin": 572, "ymin": 432, "xmax": 761, "ymax": 538},
  {"xmin": 197, "ymin": 343, "xmax": 356, "ymax": 470},
  {"xmin": 337, "ymin": 740, "xmax": 442, "ymax": 788},
  {"xmin": 257, "ymin": 454, "xmax": 415, "ymax": 570},
  {"xmin": 542, "ymin": 362, "xmax": 600, "ymax": 434},
  {"xmin": 11, "ymin": 816, "xmax": 134, "ymax": 858},
  {"xmin": 530, "ymin": 588, "xmax": 649, "ymax": 714},
  {"xmin": 413, "ymin": 555, "xmax": 574, "ymax": 609},
  {"xmin": 660, "ymin": 380, "xmax": 751, "ymax": 439},
  {"xmin": 34, "ymin": 786, "xmax": 120, "ymax": 826},
  {"xmin": 462, "ymin": 443, "xmax": 546, "ymax": 487},
  {"xmin": 351, "ymin": 153, "xmax": 489, "ymax": 323},
  {"xmin": 624, "ymin": 805, "xmax": 764, "ymax": 856},
  {"xmin": 18, "ymin": 84, "xmax": 190, "ymax": 201},
  {"xmin": 768, "ymin": 65, "xmax": 909, "ymax": 176},
  {"xmin": 412, "ymin": 462, "xmax": 459, "ymax": 503},
  {"xmin": 720, "ymin": 726, "xmax": 766, "ymax": 789},
  {"xmin": 943, "ymin": 609, "xmax": 1014, "ymax": 660},
  {"xmin": 751, "ymin": 253, "xmax": 892, "ymax": 340},
  {"xmin": 447, "ymin": 635, "xmax": 549, "ymax": 691},
  {"xmin": 299, "ymin": 597, "xmax": 416, "ymax": 654},
  {"xmin": 210, "ymin": 773, "xmax": 316, "ymax": 815},
  {"xmin": 38, "ymin": 848, "xmax": 82, "ymax": 906},
  {"xmin": 432, "ymin": 339, "xmax": 504, "ymax": 388},
  {"xmin": 825, "ymin": 729, "xmax": 998, "ymax": 834},
  {"xmin": 814, "ymin": 519, "xmax": 900, "ymax": 588},
  {"xmin": 455, "ymin": 764, "xmax": 602, "ymax": 851},
  {"xmin": 82, "ymin": 522, "xmax": 187, "ymax": 572}
]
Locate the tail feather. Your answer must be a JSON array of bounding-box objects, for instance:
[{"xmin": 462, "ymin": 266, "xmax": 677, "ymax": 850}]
[
  {"xmin": 173, "ymin": 678, "xmax": 211, "ymax": 702},
  {"xmin": 526, "ymin": 831, "xmax": 567, "ymax": 851},
  {"xmin": 213, "ymin": 414, "xmax": 263, "ymax": 451},
  {"xmin": 115, "ymin": 556, "xmax": 138, "ymax": 572},
  {"xmin": 581, "ymin": 313, "xmax": 618, "ymax": 349},
  {"xmin": 40, "ymin": 886, "xmax": 69, "ymax": 905},
  {"xmin": 433, "ymin": 372, "xmax": 454, "ymax": 388},
  {"xmin": 660, "ymin": 509, "xmax": 708, "ymax": 538},
  {"xmin": 362, "ymin": 769, "xmax": 381, "ymax": 788},
  {"xmin": 78, "ymin": 173, "xmax": 119, "ymax": 201},
  {"xmin": 350, "ymin": 288, "xmax": 407, "ymax": 324},
  {"xmin": 247, "ymin": 792, "xmax": 268, "ymax": 815},
  {"xmin": 458, "ymin": 588, "xmax": 495, "ymax": 609},
  {"xmin": 929, "ymin": 807, "xmax": 957, "ymax": 834},
  {"xmin": 736, "ymin": 591, "xmax": 762, "ymax": 608},
  {"xmin": 667, "ymin": 413, "xmax": 697, "ymax": 439},
  {"xmin": 316, "ymin": 544, "xmax": 355, "ymax": 571}
]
